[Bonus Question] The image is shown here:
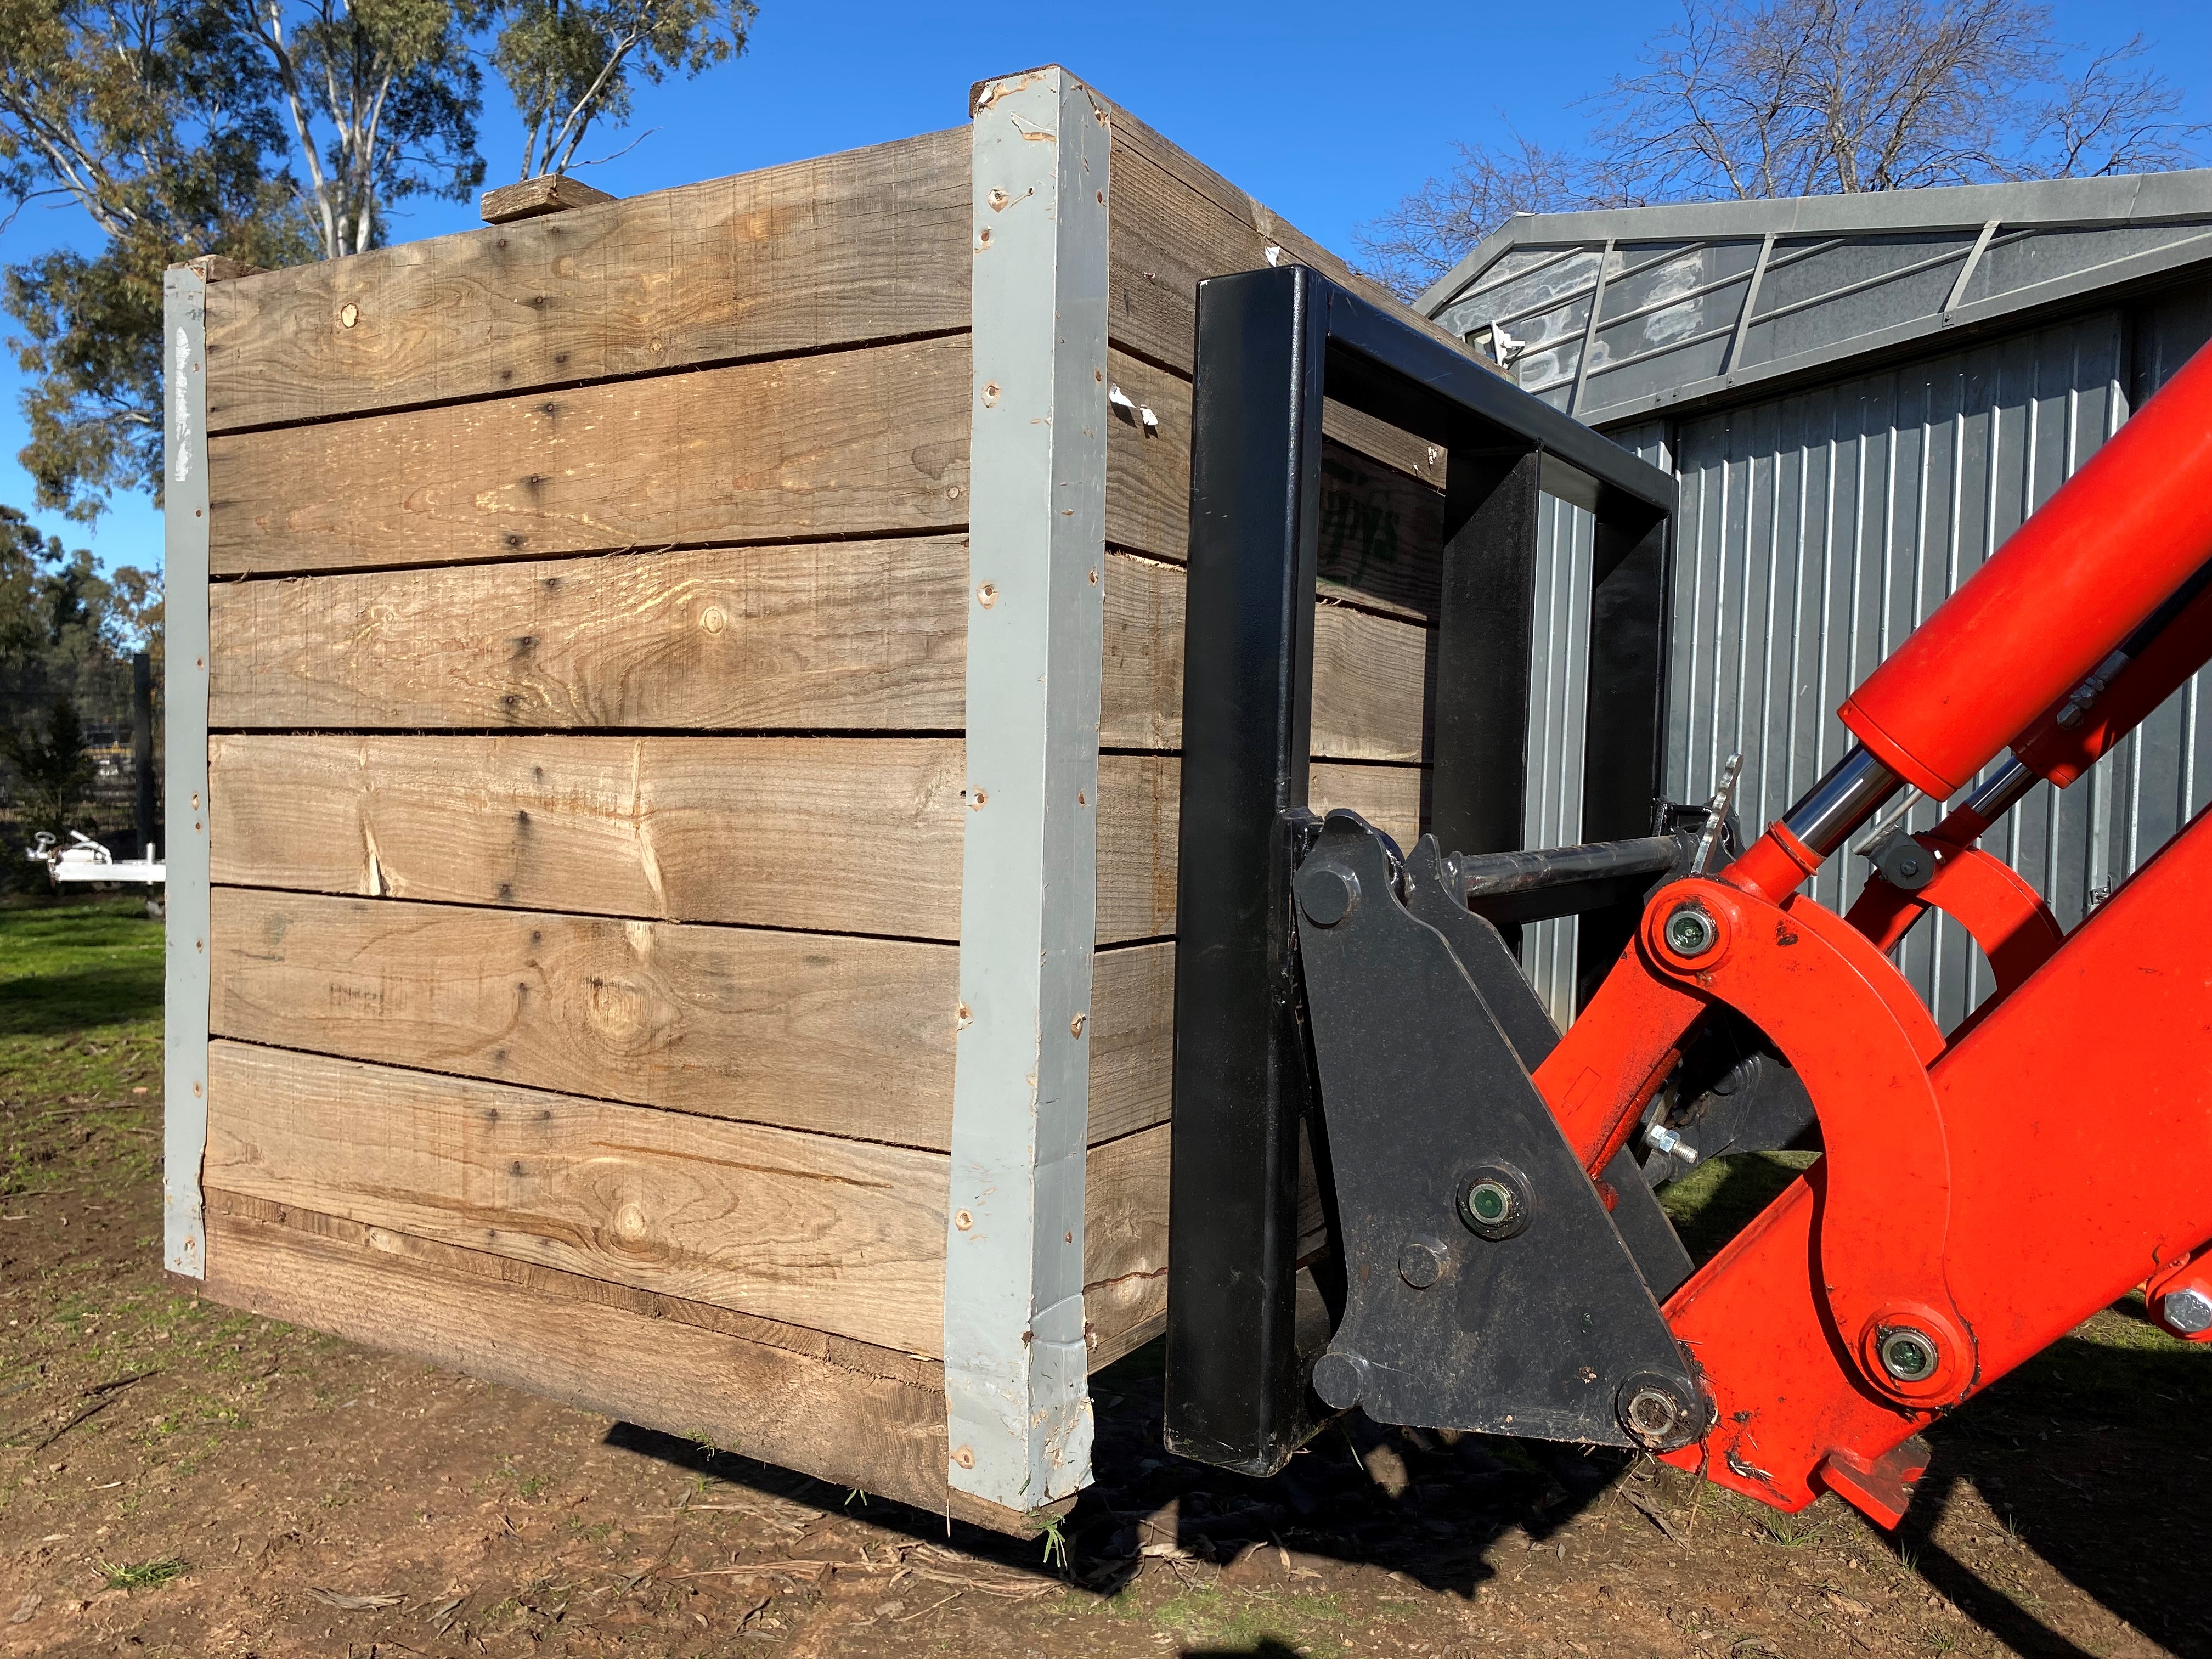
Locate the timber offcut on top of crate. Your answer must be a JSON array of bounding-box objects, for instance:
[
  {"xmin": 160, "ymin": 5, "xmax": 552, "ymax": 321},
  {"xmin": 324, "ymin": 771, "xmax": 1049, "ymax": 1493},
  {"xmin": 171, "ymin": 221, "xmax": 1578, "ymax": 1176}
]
[{"xmin": 168, "ymin": 63, "xmax": 1490, "ymax": 1531}]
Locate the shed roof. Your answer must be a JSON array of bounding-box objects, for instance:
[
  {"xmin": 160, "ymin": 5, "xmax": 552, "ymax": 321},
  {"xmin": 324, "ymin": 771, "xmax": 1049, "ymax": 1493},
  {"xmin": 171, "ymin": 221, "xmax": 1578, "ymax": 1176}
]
[{"xmin": 1412, "ymin": 170, "xmax": 2212, "ymax": 428}]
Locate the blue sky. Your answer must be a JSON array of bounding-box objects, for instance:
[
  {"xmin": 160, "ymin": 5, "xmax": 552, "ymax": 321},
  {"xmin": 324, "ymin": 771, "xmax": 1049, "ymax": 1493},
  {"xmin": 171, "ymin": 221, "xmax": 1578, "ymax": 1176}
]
[{"xmin": 4, "ymin": 0, "xmax": 2207, "ymax": 579}]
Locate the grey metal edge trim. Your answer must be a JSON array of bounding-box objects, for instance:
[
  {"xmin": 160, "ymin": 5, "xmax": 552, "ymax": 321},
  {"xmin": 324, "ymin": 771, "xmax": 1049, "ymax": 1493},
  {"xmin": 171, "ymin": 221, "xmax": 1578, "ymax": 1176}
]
[
  {"xmin": 161, "ymin": 265, "xmax": 213, "ymax": 1279},
  {"xmin": 1418, "ymin": 167, "xmax": 2212, "ymax": 320},
  {"xmin": 1581, "ymin": 230, "xmax": 2212, "ymax": 431},
  {"xmin": 944, "ymin": 65, "xmax": 1110, "ymax": 1513}
]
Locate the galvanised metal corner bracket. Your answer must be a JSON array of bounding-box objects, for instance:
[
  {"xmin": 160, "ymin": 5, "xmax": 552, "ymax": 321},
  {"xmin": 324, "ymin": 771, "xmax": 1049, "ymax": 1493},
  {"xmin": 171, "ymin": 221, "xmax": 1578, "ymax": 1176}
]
[
  {"xmin": 944, "ymin": 65, "xmax": 1111, "ymax": 1511},
  {"xmin": 161, "ymin": 263, "xmax": 215, "ymax": 1279}
]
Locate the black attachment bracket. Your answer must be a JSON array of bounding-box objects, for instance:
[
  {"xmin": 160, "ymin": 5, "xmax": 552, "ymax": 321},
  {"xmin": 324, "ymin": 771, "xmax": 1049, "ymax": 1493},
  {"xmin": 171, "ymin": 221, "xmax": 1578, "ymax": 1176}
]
[
  {"xmin": 1165, "ymin": 265, "xmax": 1679, "ymax": 1474},
  {"xmin": 1294, "ymin": 811, "xmax": 1705, "ymax": 1449}
]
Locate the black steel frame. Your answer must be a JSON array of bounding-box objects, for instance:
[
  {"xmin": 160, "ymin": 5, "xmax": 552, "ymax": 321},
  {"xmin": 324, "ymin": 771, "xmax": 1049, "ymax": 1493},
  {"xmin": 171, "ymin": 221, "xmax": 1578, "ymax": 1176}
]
[{"xmin": 1164, "ymin": 266, "xmax": 1679, "ymax": 1475}]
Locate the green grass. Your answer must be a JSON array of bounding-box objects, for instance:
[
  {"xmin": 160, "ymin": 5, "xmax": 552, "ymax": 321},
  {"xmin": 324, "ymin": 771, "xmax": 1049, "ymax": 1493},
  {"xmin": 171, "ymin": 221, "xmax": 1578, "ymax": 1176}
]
[
  {"xmin": 1658, "ymin": 1149, "xmax": 1820, "ymax": 1264},
  {"xmin": 0, "ymin": 895, "xmax": 163, "ymax": 1105},
  {"xmin": 97, "ymin": 1556, "xmax": 188, "ymax": 1592},
  {"xmin": 1147, "ymin": 1586, "xmax": 1345, "ymax": 1656}
]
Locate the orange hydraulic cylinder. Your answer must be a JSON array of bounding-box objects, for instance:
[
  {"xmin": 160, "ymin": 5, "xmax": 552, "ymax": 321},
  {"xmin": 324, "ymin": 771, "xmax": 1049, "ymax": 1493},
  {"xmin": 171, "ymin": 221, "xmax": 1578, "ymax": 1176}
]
[{"xmin": 1839, "ymin": 340, "xmax": 2212, "ymax": 800}]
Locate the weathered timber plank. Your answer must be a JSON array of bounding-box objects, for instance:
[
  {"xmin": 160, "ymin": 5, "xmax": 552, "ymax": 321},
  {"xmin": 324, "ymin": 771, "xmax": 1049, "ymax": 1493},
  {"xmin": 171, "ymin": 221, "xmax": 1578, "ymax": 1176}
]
[
  {"xmin": 1315, "ymin": 444, "xmax": 1448, "ymax": 621},
  {"xmin": 1084, "ymin": 1122, "xmax": 1169, "ymax": 1367},
  {"xmin": 1102, "ymin": 551, "xmax": 1427, "ymax": 757},
  {"xmin": 1095, "ymin": 755, "xmax": 1178, "ymax": 943},
  {"xmin": 1311, "ymin": 760, "xmax": 1425, "ymax": 849},
  {"xmin": 209, "ymin": 536, "xmax": 970, "ymax": 732},
  {"xmin": 1104, "ymin": 112, "xmax": 1487, "ymax": 389},
  {"xmin": 1103, "ymin": 356, "xmax": 1446, "ymax": 618},
  {"xmin": 208, "ymin": 335, "xmax": 970, "ymax": 577},
  {"xmin": 205, "ymin": 1041, "xmax": 1172, "ymax": 1364},
  {"xmin": 1087, "ymin": 942, "xmax": 1172, "ymax": 1145},
  {"xmin": 207, "ymin": 889, "xmax": 1174, "ymax": 1150},
  {"xmin": 210, "ymin": 736, "xmax": 1267, "ymax": 946},
  {"xmin": 1093, "ymin": 757, "xmax": 1425, "ymax": 941},
  {"xmin": 206, "ymin": 538, "xmax": 1423, "ymax": 759},
  {"xmin": 206, "ymin": 129, "xmax": 970, "ymax": 433},
  {"xmin": 209, "ymin": 888, "xmax": 959, "ymax": 1148},
  {"xmin": 480, "ymin": 173, "xmax": 616, "ymax": 224},
  {"xmin": 197, "ymin": 1194, "xmax": 1057, "ymax": 1531},
  {"xmin": 210, "ymin": 733, "xmax": 970, "ymax": 939},
  {"xmin": 205, "ymin": 1041, "xmax": 949, "ymax": 1353}
]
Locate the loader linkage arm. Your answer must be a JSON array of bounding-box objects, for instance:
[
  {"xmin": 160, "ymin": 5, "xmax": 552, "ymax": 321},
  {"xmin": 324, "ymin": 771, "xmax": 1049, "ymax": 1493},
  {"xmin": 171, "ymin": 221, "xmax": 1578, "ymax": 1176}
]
[{"xmin": 1164, "ymin": 261, "xmax": 2212, "ymax": 1531}]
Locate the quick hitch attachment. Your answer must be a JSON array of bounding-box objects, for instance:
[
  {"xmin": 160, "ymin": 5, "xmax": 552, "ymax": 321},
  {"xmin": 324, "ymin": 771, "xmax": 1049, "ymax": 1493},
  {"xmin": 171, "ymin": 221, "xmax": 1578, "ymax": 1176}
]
[{"xmin": 1291, "ymin": 809, "xmax": 1708, "ymax": 1452}]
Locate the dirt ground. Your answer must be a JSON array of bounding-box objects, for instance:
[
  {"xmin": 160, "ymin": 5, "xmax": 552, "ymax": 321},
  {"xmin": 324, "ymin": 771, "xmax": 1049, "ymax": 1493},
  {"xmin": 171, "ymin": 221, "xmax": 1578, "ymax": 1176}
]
[{"xmin": 4, "ymin": 904, "xmax": 2210, "ymax": 1659}]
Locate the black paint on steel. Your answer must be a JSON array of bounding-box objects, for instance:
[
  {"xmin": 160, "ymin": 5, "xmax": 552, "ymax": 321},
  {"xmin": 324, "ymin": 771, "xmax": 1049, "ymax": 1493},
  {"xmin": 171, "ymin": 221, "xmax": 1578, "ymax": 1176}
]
[
  {"xmin": 1444, "ymin": 833, "xmax": 1689, "ymax": 926},
  {"xmin": 1166, "ymin": 266, "xmax": 1678, "ymax": 1476},
  {"xmin": 1577, "ymin": 512, "xmax": 1674, "ymax": 1002},
  {"xmin": 1404, "ymin": 833, "xmax": 1694, "ymax": 1302},
  {"xmin": 1164, "ymin": 264, "xmax": 1328, "ymax": 1475},
  {"xmin": 1293, "ymin": 811, "xmax": 1702, "ymax": 1448}
]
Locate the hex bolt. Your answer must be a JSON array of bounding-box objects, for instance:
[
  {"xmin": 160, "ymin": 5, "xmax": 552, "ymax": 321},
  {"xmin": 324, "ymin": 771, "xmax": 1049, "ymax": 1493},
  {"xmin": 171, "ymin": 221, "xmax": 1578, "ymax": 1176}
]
[
  {"xmin": 1663, "ymin": 904, "xmax": 1718, "ymax": 958},
  {"xmin": 1878, "ymin": 1327, "xmax": 1939, "ymax": 1383},
  {"xmin": 1397, "ymin": 1239, "xmax": 1444, "ymax": 1289},
  {"xmin": 1644, "ymin": 1122, "xmax": 1701, "ymax": 1165},
  {"xmin": 2160, "ymin": 1286, "xmax": 2212, "ymax": 1335},
  {"xmin": 1297, "ymin": 864, "xmax": 1358, "ymax": 928}
]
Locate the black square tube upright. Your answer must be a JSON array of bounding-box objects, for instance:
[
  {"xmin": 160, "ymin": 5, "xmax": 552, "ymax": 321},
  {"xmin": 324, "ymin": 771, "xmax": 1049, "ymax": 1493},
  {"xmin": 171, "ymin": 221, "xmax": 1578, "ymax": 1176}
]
[
  {"xmin": 1164, "ymin": 266, "xmax": 1328, "ymax": 1474},
  {"xmin": 1576, "ymin": 513, "xmax": 1673, "ymax": 1000}
]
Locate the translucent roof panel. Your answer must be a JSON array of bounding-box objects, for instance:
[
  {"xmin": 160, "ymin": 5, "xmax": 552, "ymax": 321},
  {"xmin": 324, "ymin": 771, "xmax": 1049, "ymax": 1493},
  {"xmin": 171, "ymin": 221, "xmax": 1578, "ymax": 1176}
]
[{"xmin": 1414, "ymin": 171, "xmax": 2212, "ymax": 428}]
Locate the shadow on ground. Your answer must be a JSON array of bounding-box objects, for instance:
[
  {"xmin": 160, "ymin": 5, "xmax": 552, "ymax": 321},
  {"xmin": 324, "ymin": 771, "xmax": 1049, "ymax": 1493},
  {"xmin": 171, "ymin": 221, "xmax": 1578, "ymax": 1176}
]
[
  {"xmin": 610, "ymin": 1335, "xmax": 1630, "ymax": 1605},
  {"xmin": 604, "ymin": 1174, "xmax": 2212, "ymax": 1659},
  {"xmin": 1906, "ymin": 1311, "xmax": 2212, "ymax": 1659}
]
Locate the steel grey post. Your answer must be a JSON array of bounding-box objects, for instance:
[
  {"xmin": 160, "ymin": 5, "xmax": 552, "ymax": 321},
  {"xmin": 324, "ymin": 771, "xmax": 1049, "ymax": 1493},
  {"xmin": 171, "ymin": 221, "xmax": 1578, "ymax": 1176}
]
[
  {"xmin": 161, "ymin": 264, "xmax": 213, "ymax": 1279},
  {"xmin": 944, "ymin": 65, "xmax": 1111, "ymax": 1513}
]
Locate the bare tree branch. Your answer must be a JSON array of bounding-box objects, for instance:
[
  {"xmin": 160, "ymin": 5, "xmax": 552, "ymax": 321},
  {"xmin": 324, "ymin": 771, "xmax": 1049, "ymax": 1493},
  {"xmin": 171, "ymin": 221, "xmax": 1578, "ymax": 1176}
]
[{"xmin": 1359, "ymin": 0, "xmax": 2204, "ymax": 300}]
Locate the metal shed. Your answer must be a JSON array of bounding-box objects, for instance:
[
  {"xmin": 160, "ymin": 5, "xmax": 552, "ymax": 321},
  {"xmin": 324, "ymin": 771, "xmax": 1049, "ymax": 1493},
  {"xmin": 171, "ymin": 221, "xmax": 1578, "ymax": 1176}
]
[{"xmin": 1412, "ymin": 171, "xmax": 2212, "ymax": 1027}]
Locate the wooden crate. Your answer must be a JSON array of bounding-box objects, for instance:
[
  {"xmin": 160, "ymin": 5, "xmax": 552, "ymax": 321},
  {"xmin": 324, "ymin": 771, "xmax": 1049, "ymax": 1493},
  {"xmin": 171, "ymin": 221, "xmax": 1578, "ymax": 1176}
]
[{"xmin": 161, "ymin": 64, "xmax": 1479, "ymax": 1530}]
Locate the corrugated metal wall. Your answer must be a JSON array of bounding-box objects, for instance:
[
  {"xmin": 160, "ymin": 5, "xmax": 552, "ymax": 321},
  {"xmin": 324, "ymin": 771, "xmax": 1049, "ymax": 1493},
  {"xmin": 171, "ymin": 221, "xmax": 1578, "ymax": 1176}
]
[{"xmin": 1517, "ymin": 286, "xmax": 2212, "ymax": 1031}]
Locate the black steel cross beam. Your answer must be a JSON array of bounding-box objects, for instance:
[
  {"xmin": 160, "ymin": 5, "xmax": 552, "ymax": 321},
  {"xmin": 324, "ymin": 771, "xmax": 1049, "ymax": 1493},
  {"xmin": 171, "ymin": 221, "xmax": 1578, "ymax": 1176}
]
[{"xmin": 1164, "ymin": 266, "xmax": 1679, "ymax": 1476}]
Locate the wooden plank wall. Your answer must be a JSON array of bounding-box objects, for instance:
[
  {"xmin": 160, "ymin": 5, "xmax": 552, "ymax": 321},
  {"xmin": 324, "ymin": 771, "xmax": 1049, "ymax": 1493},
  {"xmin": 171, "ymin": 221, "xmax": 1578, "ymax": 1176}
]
[
  {"xmin": 197, "ymin": 131, "xmax": 1050, "ymax": 1523},
  {"xmin": 193, "ymin": 106, "xmax": 1460, "ymax": 1519}
]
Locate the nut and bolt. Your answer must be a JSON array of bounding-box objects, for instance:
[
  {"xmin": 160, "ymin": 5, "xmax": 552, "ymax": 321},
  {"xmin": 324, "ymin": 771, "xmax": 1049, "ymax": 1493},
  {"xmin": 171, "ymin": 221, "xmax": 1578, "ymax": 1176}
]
[
  {"xmin": 1878, "ymin": 1327, "xmax": 1939, "ymax": 1384},
  {"xmin": 2160, "ymin": 1285, "xmax": 2212, "ymax": 1335},
  {"xmin": 1643, "ymin": 1122, "xmax": 1700, "ymax": 1165},
  {"xmin": 1663, "ymin": 904, "xmax": 1718, "ymax": 958}
]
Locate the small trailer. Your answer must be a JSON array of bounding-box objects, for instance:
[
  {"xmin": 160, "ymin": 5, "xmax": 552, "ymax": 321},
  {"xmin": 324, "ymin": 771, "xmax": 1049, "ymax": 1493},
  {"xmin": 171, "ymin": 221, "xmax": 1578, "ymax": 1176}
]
[{"xmin": 162, "ymin": 64, "xmax": 1477, "ymax": 1528}]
